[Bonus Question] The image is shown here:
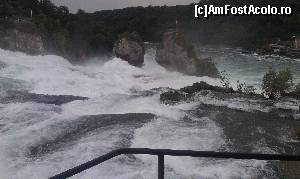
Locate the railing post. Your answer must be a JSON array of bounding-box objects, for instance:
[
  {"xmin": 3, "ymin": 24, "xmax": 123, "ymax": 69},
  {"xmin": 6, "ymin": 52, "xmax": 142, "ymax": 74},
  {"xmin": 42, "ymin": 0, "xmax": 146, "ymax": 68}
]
[{"xmin": 158, "ymin": 154, "xmax": 164, "ymax": 179}]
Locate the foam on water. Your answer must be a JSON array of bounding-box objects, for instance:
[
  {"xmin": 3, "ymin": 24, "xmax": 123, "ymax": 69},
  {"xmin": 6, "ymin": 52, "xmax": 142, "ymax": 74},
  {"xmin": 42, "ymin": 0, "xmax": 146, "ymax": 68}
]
[
  {"xmin": 0, "ymin": 48, "xmax": 271, "ymax": 178},
  {"xmin": 0, "ymin": 48, "xmax": 219, "ymax": 98}
]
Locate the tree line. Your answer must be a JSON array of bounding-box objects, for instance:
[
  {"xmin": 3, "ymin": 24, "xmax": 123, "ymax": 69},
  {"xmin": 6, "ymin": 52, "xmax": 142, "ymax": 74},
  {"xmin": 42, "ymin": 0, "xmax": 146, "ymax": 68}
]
[{"xmin": 0, "ymin": 0, "xmax": 299, "ymax": 59}]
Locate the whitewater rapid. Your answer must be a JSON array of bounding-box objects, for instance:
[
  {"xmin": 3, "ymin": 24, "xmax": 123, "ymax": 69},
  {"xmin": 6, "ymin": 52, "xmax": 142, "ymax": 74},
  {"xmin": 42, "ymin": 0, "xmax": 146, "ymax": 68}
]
[{"xmin": 0, "ymin": 47, "xmax": 296, "ymax": 178}]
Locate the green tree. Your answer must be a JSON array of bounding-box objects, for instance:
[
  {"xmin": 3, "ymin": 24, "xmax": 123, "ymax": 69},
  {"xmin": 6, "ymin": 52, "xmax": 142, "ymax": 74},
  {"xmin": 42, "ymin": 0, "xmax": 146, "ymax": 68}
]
[{"xmin": 262, "ymin": 68, "xmax": 294, "ymax": 99}]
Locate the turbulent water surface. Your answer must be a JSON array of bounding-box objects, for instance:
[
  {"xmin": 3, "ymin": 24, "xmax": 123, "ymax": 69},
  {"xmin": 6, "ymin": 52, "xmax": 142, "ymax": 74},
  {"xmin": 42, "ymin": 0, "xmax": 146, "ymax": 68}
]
[
  {"xmin": 197, "ymin": 47, "xmax": 300, "ymax": 90},
  {"xmin": 0, "ymin": 47, "xmax": 299, "ymax": 179}
]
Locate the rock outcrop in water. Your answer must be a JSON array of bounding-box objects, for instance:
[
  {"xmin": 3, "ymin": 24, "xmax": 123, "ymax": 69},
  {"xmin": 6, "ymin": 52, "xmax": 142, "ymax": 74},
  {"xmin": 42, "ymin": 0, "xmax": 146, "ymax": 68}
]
[
  {"xmin": 156, "ymin": 31, "xmax": 219, "ymax": 77},
  {"xmin": 113, "ymin": 32, "xmax": 145, "ymax": 67},
  {"xmin": 0, "ymin": 19, "xmax": 45, "ymax": 55},
  {"xmin": 1, "ymin": 91, "xmax": 88, "ymax": 105},
  {"xmin": 160, "ymin": 82, "xmax": 236, "ymax": 104}
]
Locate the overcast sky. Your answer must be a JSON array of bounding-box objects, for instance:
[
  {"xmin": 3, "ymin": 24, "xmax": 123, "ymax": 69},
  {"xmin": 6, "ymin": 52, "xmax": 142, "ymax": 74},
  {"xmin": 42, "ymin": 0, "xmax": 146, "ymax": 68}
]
[{"xmin": 51, "ymin": 0, "xmax": 198, "ymax": 13}]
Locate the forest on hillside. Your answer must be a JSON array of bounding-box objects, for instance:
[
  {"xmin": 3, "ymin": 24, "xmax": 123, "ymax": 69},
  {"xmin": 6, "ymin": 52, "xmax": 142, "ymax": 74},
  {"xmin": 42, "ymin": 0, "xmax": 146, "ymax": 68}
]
[{"xmin": 0, "ymin": 0, "xmax": 300, "ymax": 58}]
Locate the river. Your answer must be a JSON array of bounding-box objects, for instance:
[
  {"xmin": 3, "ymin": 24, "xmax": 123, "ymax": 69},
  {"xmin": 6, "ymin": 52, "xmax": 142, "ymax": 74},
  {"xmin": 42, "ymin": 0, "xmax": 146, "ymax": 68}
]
[{"xmin": 0, "ymin": 47, "xmax": 299, "ymax": 178}]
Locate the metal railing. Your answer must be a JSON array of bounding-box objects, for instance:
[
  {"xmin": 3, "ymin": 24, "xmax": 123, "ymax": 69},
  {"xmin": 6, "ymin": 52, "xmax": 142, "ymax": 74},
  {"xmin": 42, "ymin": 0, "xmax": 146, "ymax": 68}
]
[{"xmin": 49, "ymin": 148, "xmax": 300, "ymax": 179}]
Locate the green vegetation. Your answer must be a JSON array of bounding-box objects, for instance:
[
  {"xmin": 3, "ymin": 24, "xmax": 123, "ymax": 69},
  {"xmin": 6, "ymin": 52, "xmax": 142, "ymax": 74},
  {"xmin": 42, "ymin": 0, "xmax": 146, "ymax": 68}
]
[
  {"xmin": 262, "ymin": 68, "xmax": 294, "ymax": 99},
  {"xmin": 237, "ymin": 81, "xmax": 256, "ymax": 95},
  {"xmin": 220, "ymin": 70, "xmax": 231, "ymax": 89},
  {"xmin": 219, "ymin": 68, "xmax": 299, "ymax": 99},
  {"xmin": 237, "ymin": 81, "xmax": 244, "ymax": 93},
  {"xmin": 220, "ymin": 71, "xmax": 256, "ymax": 95},
  {"xmin": 0, "ymin": 0, "xmax": 300, "ymax": 58}
]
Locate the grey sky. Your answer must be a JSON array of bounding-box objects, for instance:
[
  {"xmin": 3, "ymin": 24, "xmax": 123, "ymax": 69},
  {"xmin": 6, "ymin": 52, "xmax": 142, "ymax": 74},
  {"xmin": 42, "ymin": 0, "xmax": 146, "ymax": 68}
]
[{"xmin": 51, "ymin": 0, "xmax": 198, "ymax": 13}]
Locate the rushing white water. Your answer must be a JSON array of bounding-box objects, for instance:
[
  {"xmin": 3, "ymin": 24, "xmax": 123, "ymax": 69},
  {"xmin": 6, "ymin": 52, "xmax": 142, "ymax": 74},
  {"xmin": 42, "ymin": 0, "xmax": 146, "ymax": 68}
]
[{"xmin": 0, "ymin": 47, "xmax": 291, "ymax": 179}]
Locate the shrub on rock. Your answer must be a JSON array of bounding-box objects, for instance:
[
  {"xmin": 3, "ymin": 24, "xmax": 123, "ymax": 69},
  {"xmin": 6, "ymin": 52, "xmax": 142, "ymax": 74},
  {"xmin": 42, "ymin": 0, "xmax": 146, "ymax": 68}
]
[{"xmin": 262, "ymin": 68, "xmax": 293, "ymax": 99}]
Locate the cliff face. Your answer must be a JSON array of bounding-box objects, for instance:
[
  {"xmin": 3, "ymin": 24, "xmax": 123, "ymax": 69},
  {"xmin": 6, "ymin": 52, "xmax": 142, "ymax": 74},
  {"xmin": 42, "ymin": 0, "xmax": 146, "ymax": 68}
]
[
  {"xmin": 156, "ymin": 31, "xmax": 219, "ymax": 77},
  {"xmin": 0, "ymin": 19, "xmax": 45, "ymax": 55}
]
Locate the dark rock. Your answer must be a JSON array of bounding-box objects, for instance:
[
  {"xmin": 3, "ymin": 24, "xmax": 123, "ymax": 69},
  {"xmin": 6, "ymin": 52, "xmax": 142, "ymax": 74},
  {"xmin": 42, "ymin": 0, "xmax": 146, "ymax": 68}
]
[
  {"xmin": 160, "ymin": 82, "xmax": 235, "ymax": 103},
  {"xmin": 156, "ymin": 31, "xmax": 219, "ymax": 77},
  {"xmin": 160, "ymin": 80, "xmax": 269, "ymax": 104},
  {"xmin": 1, "ymin": 91, "xmax": 88, "ymax": 105},
  {"xmin": 181, "ymin": 81, "xmax": 235, "ymax": 94},
  {"xmin": 160, "ymin": 90, "xmax": 187, "ymax": 104},
  {"xmin": 0, "ymin": 19, "xmax": 45, "ymax": 55},
  {"xmin": 113, "ymin": 32, "xmax": 145, "ymax": 67}
]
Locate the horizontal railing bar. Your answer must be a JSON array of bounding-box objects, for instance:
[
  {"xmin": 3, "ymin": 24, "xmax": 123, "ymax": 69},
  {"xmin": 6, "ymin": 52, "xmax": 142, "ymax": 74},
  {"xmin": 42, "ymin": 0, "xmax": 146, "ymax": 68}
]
[
  {"xmin": 49, "ymin": 148, "xmax": 300, "ymax": 179},
  {"xmin": 121, "ymin": 148, "xmax": 300, "ymax": 161}
]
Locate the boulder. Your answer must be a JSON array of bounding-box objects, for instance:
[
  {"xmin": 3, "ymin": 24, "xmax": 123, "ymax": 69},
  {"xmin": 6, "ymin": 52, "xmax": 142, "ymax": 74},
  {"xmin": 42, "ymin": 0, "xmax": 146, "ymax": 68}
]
[
  {"xmin": 113, "ymin": 32, "xmax": 145, "ymax": 67},
  {"xmin": 0, "ymin": 19, "xmax": 45, "ymax": 55},
  {"xmin": 156, "ymin": 31, "xmax": 219, "ymax": 77}
]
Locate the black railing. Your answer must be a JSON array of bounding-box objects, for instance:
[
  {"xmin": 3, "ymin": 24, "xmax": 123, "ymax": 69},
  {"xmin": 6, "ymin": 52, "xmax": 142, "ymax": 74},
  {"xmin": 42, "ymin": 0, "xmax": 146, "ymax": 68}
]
[{"xmin": 49, "ymin": 148, "xmax": 300, "ymax": 179}]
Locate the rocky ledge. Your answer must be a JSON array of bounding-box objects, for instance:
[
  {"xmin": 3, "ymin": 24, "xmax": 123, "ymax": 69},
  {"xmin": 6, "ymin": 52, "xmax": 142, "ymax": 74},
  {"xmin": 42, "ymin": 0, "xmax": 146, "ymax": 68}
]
[
  {"xmin": 156, "ymin": 31, "xmax": 219, "ymax": 77},
  {"xmin": 161, "ymin": 81, "xmax": 300, "ymax": 104},
  {"xmin": 160, "ymin": 81, "xmax": 300, "ymax": 128},
  {"xmin": 160, "ymin": 81, "xmax": 237, "ymax": 104},
  {"xmin": 1, "ymin": 90, "xmax": 88, "ymax": 105},
  {"xmin": 0, "ymin": 19, "xmax": 45, "ymax": 55}
]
